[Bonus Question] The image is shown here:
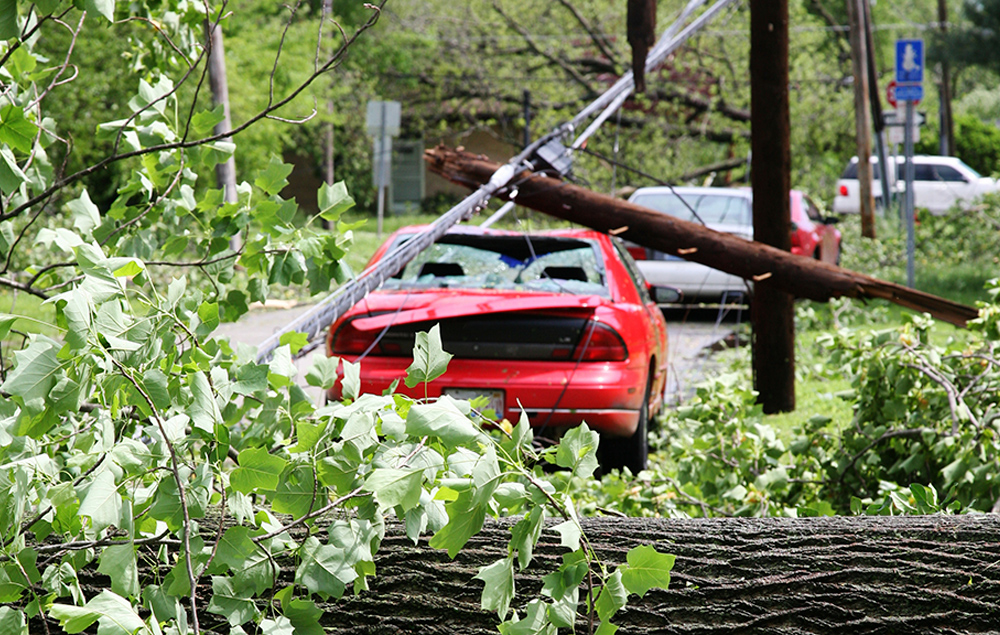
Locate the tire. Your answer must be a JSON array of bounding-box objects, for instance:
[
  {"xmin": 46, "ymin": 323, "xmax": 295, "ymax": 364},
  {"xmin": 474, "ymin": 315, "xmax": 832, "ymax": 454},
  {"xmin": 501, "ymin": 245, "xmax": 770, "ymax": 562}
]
[{"xmin": 597, "ymin": 378, "xmax": 650, "ymax": 475}]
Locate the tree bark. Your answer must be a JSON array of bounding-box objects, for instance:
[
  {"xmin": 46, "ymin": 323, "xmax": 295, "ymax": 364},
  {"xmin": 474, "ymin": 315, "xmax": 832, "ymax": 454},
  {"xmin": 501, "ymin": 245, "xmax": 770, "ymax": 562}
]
[
  {"xmin": 206, "ymin": 19, "xmax": 241, "ymax": 250},
  {"xmin": 424, "ymin": 146, "xmax": 978, "ymax": 328},
  {"xmin": 328, "ymin": 514, "xmax": 1000, "ymax": 634},
  {"xmin": 46, "ymin": 515, "xmax": 1000, "ymax": 633}
]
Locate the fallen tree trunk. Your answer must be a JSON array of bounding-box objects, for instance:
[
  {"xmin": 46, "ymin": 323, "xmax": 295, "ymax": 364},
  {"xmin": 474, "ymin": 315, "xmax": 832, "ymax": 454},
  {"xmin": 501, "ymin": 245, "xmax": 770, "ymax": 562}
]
[
  {"xmin": 322, "ymin": 515, "xmax": 1000, "ymax": 634},
  {"xmin": 40, "ymin": 515, "xmax": 1000, "ymax": 634},
  {"xmin": 424, "ymin": 146, "xmax": 978, "ymax": 328}
]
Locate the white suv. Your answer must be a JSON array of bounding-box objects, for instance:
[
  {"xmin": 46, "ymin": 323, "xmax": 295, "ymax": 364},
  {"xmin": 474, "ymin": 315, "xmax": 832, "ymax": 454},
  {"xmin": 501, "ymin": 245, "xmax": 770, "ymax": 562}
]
[{"xmin": 833, "ymin": 155, "xmax": 999, "ymax": 215}]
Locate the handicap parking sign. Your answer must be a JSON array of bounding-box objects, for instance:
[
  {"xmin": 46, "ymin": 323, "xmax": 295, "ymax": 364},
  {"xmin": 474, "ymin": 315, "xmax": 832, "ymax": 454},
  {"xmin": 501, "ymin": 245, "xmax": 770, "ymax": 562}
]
[{"xmin": 895, "ymin": 39, "xmax": 924, "ymax": 84}]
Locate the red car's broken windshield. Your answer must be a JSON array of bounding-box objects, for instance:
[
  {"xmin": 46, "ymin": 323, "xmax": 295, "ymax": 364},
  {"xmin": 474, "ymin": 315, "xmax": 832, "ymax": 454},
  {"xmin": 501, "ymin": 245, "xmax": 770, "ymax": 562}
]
[{"xmin": 381, "ymin": 233, "xmax": 610, "ymax": 297}]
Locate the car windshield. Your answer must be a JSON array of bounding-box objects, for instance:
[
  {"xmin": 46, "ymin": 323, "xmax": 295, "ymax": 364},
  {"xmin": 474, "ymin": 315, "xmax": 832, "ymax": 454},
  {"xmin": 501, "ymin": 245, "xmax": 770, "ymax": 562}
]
[
  {"xmin": 630, "ymin": 191, "xmax": 751, "ymax": 225},
  {"xmin": 381, "ymin": 233, "xmax": 609, "ymax": 297}
]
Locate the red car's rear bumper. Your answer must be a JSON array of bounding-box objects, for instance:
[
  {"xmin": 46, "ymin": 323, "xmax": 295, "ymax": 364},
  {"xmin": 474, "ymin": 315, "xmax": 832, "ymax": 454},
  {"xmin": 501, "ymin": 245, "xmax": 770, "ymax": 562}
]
[{"xmin": 329, "ymin": 357, "xmax": 647, "ymax": 437}]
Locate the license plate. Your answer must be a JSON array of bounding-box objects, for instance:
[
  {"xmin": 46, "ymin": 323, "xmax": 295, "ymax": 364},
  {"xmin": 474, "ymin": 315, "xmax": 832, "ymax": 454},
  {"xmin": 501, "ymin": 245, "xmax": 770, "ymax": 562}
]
[{"xmin": 443, "ymin": 388, "xmax": 505, "ymax": 417}]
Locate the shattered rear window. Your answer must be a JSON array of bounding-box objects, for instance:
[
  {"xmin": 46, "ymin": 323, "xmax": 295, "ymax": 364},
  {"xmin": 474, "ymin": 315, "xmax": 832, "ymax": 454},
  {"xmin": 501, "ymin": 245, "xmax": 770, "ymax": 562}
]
[{"xmin": 382, "ymin": 234, "xmax": 609, "ymax": 297}]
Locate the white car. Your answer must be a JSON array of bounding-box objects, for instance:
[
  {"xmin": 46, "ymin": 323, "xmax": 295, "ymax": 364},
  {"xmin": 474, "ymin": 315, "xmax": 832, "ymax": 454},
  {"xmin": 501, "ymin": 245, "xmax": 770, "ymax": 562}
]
[{"xmin": 833, "ymin": 155, "xmax": 999, "ymax": 215}]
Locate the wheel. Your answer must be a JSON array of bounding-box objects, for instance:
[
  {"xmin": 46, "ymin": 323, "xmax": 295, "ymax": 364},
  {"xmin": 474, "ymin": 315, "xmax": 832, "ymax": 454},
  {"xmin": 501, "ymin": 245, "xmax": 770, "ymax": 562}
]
[{"xmin": 597, "ymin": 379, "xmax": 650, "ymax": 475}]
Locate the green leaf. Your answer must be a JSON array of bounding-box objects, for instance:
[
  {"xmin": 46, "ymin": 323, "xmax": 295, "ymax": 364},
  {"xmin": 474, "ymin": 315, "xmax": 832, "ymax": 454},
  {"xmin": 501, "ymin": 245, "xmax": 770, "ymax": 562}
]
[
  {"xmin": 363, "ymin": 468, "xmax": 423, "ymax": 512},
  {"xmin": 429, "ymin": 489, "xmax": 486, "ymax": 558},
  {"xmin": 318, "ymin": 181, "xmax": 356, "ymax": 221},
  {"xmin": 84, "ymin": 0, "xmax": 115, "ymax": 22},
  {"xmin": 279, "ymin": 331, "xmax": 309, "ymax": 355},
  {"xmin": 271, "ymin": 465, "xmax": 318, "ymax": 518},
  {"xmin": 215, "ymin": 526, "xmax": 260, "ymax": 572},
  {"xmin": 207, "ymin": 576, "xmax": 258, "ymax": 626},
  {"xmin": 0, "ymin": 314, "xmax": 17, "ymax": 340},
  {"xmin": 49, "ymin": 590, "xmax": 147, "ymax": 635},
  {"xmin": 541, "ymin": 551, "xmax": 587, "ymax": 602},
  {"xmin": 404, "ymin": 324, "xmax": 453, "ymax": 387},
  {"xmin": 497, "ymin": 599, "xmax": 554, "ymax": 635},
  {"xmin": 306, "ymin": 355, "xmax": 340, "ymax": 390},
  {"xmin": 0, "ymin": 105, "xmax": 37, "ymax": 153},
  {"xmin": 188, "ymin": 370, "xmax": 221, "ymax": 433},
  {"xmin": 78, "ymin": 470, "xmax": 122, "ymax": 534},
  {"xmin": 295, "ymin": 536, "xmax": 356, "ymax": 600},
  {"xmin": 0, "ymin": 607, "xmax": 26, "ymax": 635},
  {"xmin": 142, "ymin": 368, "xmax": 171, "ymax": 411},
  {"xmin": 511, "ymin": 506, "xmax": 545, "ymax": 570},
  {"xmin": 554, "ymin": 424, "xmax": 599, "ymax": 478},
  {"xmin": 230, "ymin": 448, "xmax": 288, "ymax": 494},
  {"xmin": 0, "ymin": 0, "xmax": 18, "ymax": 40},
  {"xmin": 67, "ymin": 190, "xmax": 101, "ymax": 239},
  {"xmin": 0, "ymin": 147, "xmax": 27, "ymax": 193},
  {"xmin": 594, "ymin": 568, "xmax": 627, "ymax": 622},
  {"xmin": 620, "ymin": 545, "xmax": 675, "ymax": 598},
  {"xmin": 552, "ymin": 519, "xmax": 581, "ymax": 551},
  {"xmin": 96, "ymin": 544, "xmax": 139, "ymax": 599},
  {"xmin": 475, "ymin": 556, "xmax": 515, "ymax": 619},
  {"xmin": 255, "ymin": 156, "xmax": 294, "ymax": 196},
  {"xmin": 1, "ymin": 336, "xmax": 61, "ymax": 405},
  {"xmin": 283, "ymin": 597, "xmax": 324, "ymax": 635},
  {"xmin": 405, "ymin": 399, "xmax": 483, "ymax": 449},
  {"xmin": 342, "ymin": 359, "xmax": 360, "ymax": 400}
]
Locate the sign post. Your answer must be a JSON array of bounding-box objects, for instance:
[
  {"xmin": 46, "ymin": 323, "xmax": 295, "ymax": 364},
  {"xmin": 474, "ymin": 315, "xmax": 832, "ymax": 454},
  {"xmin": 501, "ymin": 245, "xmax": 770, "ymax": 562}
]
[
  {"xmin": 895, "ymin": 38, "xmax": 923, "ymax": 289},
  {"xmin": 366, "ymin": 101, "xmax": 401, "ymax": 238}
]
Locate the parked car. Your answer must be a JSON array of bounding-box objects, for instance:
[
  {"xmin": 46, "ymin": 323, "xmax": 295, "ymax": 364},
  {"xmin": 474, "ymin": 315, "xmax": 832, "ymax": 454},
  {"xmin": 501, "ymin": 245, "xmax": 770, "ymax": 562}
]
[
  {"xmin": 833, "ymin": 154, "xmax": 999, "ymax": 215},
  {"xmin": 625, "ymin": 186, "xmax": 841, "ymax": 303},
  {"xmin": 326, "ymin": 225, "xmax": 679, "ymax": 474}
]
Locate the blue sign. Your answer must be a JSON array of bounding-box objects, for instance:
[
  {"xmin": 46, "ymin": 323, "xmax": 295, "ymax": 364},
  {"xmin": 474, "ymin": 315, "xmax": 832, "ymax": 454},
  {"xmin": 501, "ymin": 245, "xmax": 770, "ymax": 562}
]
[
  {"xmin": 895, "ymin": 83, "xmax": 923, "ymax": 102},
  {"xmin": 895, "ymin": 39, "xmax": 924, "ymax": 84}
]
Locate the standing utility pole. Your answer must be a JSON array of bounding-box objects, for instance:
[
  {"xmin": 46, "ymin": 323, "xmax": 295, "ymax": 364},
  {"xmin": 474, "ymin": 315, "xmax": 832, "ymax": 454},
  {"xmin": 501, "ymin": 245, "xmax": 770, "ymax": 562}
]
[
  {"xmin": 938, "ymin": 0, "xmax": 955, "ymax": 156},
  {"xmin": 846, "ymin": 0, "xmax": 876, "ymax": 238},
  {"xmin": 206, "ymin": 19, "xmax": 240, "ymax": 250},
  {"xmin": 750, "ymin": 0, "xmax": 795, "ymax": 413}
]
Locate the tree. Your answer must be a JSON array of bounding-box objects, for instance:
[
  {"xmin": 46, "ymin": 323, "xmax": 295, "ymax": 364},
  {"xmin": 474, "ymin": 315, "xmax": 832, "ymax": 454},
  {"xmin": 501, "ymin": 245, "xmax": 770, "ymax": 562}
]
[{"xmin": 0, "ymin": 4, "xmax": 675, "ymax": 634}]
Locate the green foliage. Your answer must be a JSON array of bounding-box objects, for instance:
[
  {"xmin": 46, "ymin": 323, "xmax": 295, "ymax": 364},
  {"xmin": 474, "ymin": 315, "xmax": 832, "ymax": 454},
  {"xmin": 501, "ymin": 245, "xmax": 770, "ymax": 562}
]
[
  {"xmin": 915, "ymin": 114, "xmax": 1000, "ymax": 176},
  {"xmin": 0, "ymin": 8, "xmax": 675, "ymax": 634}
]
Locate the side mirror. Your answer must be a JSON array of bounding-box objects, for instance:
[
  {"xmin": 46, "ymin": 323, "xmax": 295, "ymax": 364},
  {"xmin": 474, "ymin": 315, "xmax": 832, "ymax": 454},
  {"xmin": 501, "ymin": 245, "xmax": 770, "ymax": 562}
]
[{"xmin": 650, "ymin": 285, "xmax": 682, "ymax": 305}]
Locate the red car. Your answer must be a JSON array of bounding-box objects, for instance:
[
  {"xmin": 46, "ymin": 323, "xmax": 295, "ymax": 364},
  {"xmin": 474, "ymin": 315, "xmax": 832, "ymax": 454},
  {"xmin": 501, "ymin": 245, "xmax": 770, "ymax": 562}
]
[
  {"xmin": 789, "ymin": 189, "xmax": 842, "ymax": 264},
  {"xmin": 326, "ymin": 225, "xmax": 677, "ymax": 473}
]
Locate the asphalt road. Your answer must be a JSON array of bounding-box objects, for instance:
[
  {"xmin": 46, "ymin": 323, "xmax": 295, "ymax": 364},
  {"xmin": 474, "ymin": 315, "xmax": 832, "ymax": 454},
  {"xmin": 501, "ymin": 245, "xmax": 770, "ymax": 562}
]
[{"xmin": 215, "ymin": 303, "xmax": 738, "ymax": 407}]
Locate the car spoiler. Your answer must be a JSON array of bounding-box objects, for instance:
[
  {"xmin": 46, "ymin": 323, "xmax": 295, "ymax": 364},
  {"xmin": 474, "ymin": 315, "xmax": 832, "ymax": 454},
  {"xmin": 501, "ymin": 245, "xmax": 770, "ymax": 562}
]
[{"xmin": 348, "ymin": 294, "xmax": 607, "ymax": 332}]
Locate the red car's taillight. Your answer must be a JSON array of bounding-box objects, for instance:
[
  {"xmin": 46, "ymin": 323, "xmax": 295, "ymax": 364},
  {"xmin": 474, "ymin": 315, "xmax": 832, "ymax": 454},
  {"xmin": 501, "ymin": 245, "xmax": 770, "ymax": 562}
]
[
  {"xmin": 573, "ymin": 321, "xmax": 628, "ymax": 361},
  {"xmin": 626, "ymin": 245, "xmax": 648, "ymax": 261},
  {"xmin": 838, "ymin": 184, "xmax": 848, "ymax": 197},
  {"xmin": 331, "ymin": 321, "xmax": 403, "ymax": 356}
]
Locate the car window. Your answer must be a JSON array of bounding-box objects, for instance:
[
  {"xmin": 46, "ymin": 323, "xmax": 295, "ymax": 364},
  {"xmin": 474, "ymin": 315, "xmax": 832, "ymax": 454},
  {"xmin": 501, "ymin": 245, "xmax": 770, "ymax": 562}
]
[
  {"xmin": 384, "ymin": 234, "xmax": 610, "ymax": 297},
  {"xmin": 631, "ymin": 192, "xmax": 751, "ymax": 225},
  {"xmin": 934, "ymin": 165, "xmax": 966, "ymax": 182},
  {"xmin": 956, "ymin": 159, "xmax": 982, "ymax": 179},
  {"xmin": 803, "ymin": 195, "xmax": 823, "ymax": 221},
  {"xmin": 841, "ymin": 161, "xmax": 882, "ymax": 180},
  {"xmin": 913, "ymin": 164, "xmax": 936, "ymax": 181},
  {"xmin": 612, "ymin": 238, "xmax": 653, "ymax": 304}
]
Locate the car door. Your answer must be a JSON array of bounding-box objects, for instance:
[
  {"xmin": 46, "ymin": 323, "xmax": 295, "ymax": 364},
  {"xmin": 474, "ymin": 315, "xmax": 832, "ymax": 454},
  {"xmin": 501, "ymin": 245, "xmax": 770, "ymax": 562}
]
[
  {"xmin": 934, "ymin": 164, "xmax": 976, "ymax": 211},
  {"xmin": 910, "ymin": 163, "xmax": 945, "ymax": 213},
  {"xmin": 613, "ymin": 238, "xmax": 668, "ymax": 409}
]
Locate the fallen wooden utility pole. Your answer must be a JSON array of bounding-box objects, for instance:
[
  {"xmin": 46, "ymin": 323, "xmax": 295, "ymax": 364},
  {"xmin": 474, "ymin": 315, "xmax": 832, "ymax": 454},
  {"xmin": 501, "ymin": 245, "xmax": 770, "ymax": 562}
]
[{"xmin": 425, "ymin": 146, "xmax": 978, "ymax": 327}]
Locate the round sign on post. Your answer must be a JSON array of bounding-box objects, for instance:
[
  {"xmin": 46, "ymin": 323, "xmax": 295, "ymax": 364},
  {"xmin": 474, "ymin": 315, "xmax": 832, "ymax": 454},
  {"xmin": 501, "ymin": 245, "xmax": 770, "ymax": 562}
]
[{"xmin": 886, "ymin": 80, "xmax": 897, "ymax": 109}]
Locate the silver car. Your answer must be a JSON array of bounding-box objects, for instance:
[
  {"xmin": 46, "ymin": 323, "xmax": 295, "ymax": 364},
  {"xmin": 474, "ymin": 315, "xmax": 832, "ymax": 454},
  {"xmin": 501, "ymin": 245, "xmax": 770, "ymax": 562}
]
[{"xmin": 626, "ymin": 186, "xmax": 752, "ymax": 304}]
